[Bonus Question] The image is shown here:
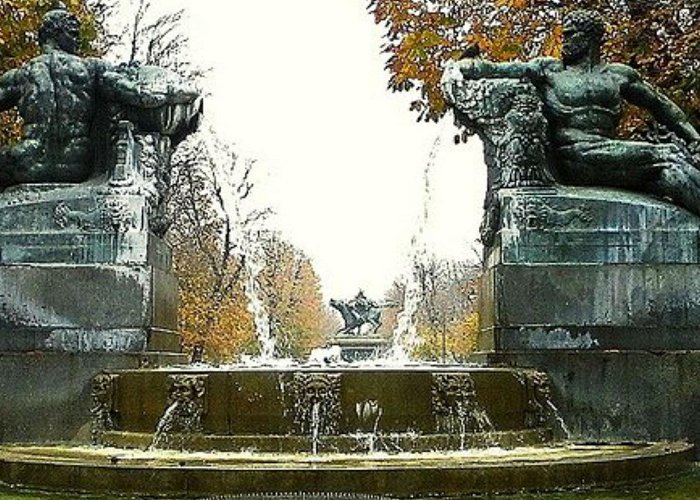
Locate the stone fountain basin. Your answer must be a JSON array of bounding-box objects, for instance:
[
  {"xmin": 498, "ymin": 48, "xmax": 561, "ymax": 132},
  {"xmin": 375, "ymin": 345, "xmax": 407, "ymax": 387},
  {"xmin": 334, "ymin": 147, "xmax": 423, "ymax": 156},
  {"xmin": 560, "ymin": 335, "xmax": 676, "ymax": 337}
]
[
  {"xmin": 0, "ymin": 441, "xmax": 693, "ymax": 497},
  {"xmin": 103, "ymin": 365, "xmax": 542, "ymax": 437},
  {"xmin": 101, "ymin": 428, "xmax": 552, "ymax": 453}
]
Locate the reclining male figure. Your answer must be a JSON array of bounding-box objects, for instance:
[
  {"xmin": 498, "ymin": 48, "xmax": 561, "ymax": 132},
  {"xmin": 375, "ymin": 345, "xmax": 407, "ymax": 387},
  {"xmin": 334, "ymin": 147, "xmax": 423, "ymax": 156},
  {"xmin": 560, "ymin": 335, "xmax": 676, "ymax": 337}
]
[{"xmin": 445, "ymin": 10, "xmax": 700, "ymax": 216}]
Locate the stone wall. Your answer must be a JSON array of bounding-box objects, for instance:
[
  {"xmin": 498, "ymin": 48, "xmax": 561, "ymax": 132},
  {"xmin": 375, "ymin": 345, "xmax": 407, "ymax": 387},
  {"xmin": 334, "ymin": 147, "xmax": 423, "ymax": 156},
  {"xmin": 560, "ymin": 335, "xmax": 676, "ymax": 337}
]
[
  {"xmin": 0, "ymin": 351, "xmax": 185, "ymax": 443},
  {"xmin": 481, "ymin": 351, "xmax": 700, "ymax": 455}
]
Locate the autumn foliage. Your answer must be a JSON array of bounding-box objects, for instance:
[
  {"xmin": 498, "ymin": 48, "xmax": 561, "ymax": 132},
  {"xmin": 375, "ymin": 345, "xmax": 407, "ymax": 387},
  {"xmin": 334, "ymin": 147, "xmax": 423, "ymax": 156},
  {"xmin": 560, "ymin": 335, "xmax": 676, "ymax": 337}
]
[
  {"xmin": 175, "ymin": 234, "xmax": 331, "ymax": 362},
  {"xmin": 166, "ymin": 133, "xmax": 330, "ymax": 362},
  {"xmin": 369, "ymin": 0, "xmax": 700, "ymax": 131},
  {"xmin": 259, "ymin": 234, "xmax": 335, "ymax": 358}
]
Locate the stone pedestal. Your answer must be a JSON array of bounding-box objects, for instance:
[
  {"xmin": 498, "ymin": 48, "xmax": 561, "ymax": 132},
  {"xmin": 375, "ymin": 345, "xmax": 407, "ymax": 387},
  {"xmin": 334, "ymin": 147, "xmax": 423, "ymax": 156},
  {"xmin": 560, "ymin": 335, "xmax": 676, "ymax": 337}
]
[
  {"xmin": 0, "ymin": 351, "xmax": 185, "ymax": 443},
  {"xmin": 0, "ymin": 184, "xmax": 180, "ymax": 354},
  {"xmin": 477, "ymin": 185, "xmax": 700, "ymax": 454},
  {"xmin": 329, "ymin": 335, "xmax": 390, "ymax": 362},
  {"xmin": 0, "ymin": 184, "xmax": 186, "ymax": 443},
  {"xmin": 444, "ymin": 63, "xmax": 700, "ymax": 456},
  {"xmin": 479, "ymin": 185, "xmax": 700, "ymax": 351}
]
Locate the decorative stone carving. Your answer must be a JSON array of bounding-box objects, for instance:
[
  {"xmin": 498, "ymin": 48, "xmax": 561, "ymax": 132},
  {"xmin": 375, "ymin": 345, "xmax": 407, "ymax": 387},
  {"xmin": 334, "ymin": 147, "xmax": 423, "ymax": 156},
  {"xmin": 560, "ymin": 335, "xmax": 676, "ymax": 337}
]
[
  {"xmin": 521, "ymin": 371, "xmax": 550, "ymax": 429},
  {"xmin": 90, "ymin": 373, "xmax": 117, "ymax": 444},
  {"xmin": 150, "ymin": 374, "xmax": 207, "ymax": 449},
  {"xmin": 518, "ymin": 371, "xmax": 568, "ymax": 439},
  {"xmin": 432, "ymin": 373, "xmax": 494, "ymax": 434},
  {"xmin": 168, "ymin": 374, "xmax": 206, "ymax": 432},
  {"xmin": 510, "ymin": 198, "xmax": 593, "ymax": 231},
  {"xmin": 286, "ymin": 372, "xmax": 342, "ymax": 436},
  {"xmin": 54, "ymin": 198, "xmax": 137, "ymax": 233},
  {"xmin": 443, "ymin": 78, "xmax": 553, "ymax": 246}
]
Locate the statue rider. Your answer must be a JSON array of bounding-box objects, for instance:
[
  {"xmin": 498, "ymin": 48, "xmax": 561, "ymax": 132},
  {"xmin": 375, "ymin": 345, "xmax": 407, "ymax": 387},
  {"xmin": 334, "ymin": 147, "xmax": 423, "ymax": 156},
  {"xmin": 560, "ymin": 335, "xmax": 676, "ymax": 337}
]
[
  {"xmin": 444, "ymin": 9, "xmax": 700, "ymax": 217},
  {"xmin": 348, "ymin": 290, "xmax": 377, "ymax": 324}
]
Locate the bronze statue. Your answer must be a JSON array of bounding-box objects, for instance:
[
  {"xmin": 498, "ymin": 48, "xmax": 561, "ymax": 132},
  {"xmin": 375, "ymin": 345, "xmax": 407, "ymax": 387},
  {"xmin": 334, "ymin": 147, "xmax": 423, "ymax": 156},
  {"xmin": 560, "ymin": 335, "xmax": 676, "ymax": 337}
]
[
  {"xmin": 0, "ymin": 7, "xmax": 200, "ymax": 188},
  {"xmin": 330, "ymin": 291, "xmax": 390, "ymax": 336},
  {"xmin": 443, "ymin": 9, "xmax": 700, "ymax": 217}
]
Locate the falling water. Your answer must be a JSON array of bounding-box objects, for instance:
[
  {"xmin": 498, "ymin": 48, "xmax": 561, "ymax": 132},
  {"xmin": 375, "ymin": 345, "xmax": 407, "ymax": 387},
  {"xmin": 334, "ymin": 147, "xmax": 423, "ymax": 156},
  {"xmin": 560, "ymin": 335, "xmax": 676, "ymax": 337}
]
[
  {"xmin": 311, "ymin": 401, "xmax": 322, "ymax": 455},
  {"xmin": 150, "ymin": 400, "xmax": 180, "ymax": 450},
  {"xmin": 457, "ymin": 407, "xmax": 467, "ymax": 450},
  {"xmin": 389, "ymin": 125, "xmax": 445, "ymax": 362},
  {"xmin": 201, "ymin": 124, "xmax": 276, "ymax": 361},
  {"xmin": 240, "ymin": 230, "xmax": 275, "ymax": 361},
  {"xmin": 546, "ymin": 400, "xmax": 572, "ymax": 439},
  {"xmin": 369, "ymin": 406, "xmax": 382, "ymax": 453},
  {"xmin": 367, "ymin": 401, "xmax": 384, "ymax": 453}
]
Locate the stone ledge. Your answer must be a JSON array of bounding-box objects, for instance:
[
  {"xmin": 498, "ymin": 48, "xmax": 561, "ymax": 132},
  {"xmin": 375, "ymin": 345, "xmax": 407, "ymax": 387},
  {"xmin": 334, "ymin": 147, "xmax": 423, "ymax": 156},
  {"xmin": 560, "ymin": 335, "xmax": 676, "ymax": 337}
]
[
  {"xmin": 0, "ymin": 232, "xmax": 171, "ymax": 269},
  {"xmin": 490, "ymin": 186, "xmax": 700, "ymax": 266},
  {"xmin": 479, "ymin": 261, "xmax": 700, "ymax": 351},
  {"xmin": 0, "ymin": 442, "xmax": 692, "ymax": 497},
  {"xmin": 0, "ymin": 264, "xmax": 178, "ymax": 349}
]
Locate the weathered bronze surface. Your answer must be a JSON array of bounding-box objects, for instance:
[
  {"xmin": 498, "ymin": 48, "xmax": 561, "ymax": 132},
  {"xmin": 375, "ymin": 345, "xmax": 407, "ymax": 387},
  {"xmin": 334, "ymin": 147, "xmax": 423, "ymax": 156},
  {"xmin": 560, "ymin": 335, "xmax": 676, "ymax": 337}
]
[
  {"xmin": 0, "ymin": 8, "xmax": 200, "ymax": 191},
  {"xmin": 0, "ymin": 6, "xmax": 202, "ymax": 355},
  {"xmin": 330, "ymin": 291, "xmax": 391, "ymax": 336},
  {"xmin": 443, "ymin": 9, "xmax": 700, "ymax": 243}
]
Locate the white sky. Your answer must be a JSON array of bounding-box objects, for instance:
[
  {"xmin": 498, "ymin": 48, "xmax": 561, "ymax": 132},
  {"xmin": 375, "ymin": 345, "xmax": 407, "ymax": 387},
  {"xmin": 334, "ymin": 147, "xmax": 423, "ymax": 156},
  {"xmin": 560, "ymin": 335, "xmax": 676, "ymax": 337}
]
[{"xmin": 176, "ymin": 0, "xmax": 486, "ymax": 299}]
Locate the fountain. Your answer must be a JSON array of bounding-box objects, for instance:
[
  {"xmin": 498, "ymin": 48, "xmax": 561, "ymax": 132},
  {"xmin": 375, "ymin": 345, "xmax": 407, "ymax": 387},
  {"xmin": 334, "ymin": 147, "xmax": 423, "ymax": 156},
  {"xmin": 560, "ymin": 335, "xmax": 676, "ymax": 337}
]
[
  {"xmin": 0, "ymin": 7, "xmax": 698, "ymax": 499},
  {"xmin": 0, "ymin": 362, "xmax": 692, "ymax": 497},
  {"xmin": 387, "ymin": 132, "xmax": 441, "ymax": 362}
]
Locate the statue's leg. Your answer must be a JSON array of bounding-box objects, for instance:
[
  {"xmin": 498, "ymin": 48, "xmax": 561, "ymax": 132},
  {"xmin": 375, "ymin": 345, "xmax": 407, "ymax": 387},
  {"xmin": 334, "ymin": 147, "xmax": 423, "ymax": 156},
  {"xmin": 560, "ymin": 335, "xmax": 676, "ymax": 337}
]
[
  {"xmin": 650, "ymin": 160, "xmax": 700, "ymax": 217},
  {"xmin": 557, "ymin": 139, "xmax": 675, "ymax": 187},
  {"xmin": 558, "ymin": 137, "xmax": 700, "ymax": 216}
]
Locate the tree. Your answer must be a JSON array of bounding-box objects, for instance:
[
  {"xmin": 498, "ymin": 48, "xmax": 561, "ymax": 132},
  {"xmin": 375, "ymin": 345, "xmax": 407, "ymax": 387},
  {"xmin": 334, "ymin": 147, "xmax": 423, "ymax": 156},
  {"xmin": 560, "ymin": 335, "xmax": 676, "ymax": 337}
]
[
  {"xmin": 101, "ymin": 1, "xmax": 258, "ymax": 361},
  {"xmin": 368, "ymin": 0, "xmax": 699, "ymax": 133},
  {"xmin": 0, "ymin": 0, "xmax": 106, "ymax": 146},
  {"xmin": 259, "ymin": 233, "xmax": 334, "ymax": 359},
  {"xmin": 168, "ymin": 131, "xmax": 332, "ymax": 361},
  {"xmin": 167, "ymin": 129, "xmax": 271, "ymax": 361},
  {"xmin": 113, "ymin": 0, "xmax": 207, "ymax": 82}
]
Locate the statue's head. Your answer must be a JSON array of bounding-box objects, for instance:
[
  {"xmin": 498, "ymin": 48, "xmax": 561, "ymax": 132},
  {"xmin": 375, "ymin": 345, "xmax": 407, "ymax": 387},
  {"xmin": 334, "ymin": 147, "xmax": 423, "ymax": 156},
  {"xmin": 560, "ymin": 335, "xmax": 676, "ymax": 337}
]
[
  {"xmin": 39, "ymin": 7, "xmax": 81, "ymax": 54},
  {"xmin": 562, "ymin": 10, "xmax": 605, "ymax": 65}
]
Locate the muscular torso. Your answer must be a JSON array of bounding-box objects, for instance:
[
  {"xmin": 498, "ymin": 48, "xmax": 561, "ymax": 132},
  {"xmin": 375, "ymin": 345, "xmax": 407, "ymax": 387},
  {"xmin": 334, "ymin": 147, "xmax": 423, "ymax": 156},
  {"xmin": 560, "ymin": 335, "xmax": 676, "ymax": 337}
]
[
  {"xmin": 13, "ymin": 51, "xmax": 99, "ymax": 179},
  {"xmin": 539, "ymin": 64, "xmax": 626, "ymax": 144}
]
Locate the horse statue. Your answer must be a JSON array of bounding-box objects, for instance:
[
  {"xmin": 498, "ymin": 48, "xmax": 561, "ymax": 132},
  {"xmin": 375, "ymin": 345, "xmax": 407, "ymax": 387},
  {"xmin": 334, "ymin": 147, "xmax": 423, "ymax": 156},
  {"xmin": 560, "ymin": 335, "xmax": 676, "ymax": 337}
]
[
  {"xmin": 330, "ymin": 299, "xmax": 382, "ymax": 336},
  {"xmin": 330, "ymin": 292, "xmax": 394, "ymax": 336}
]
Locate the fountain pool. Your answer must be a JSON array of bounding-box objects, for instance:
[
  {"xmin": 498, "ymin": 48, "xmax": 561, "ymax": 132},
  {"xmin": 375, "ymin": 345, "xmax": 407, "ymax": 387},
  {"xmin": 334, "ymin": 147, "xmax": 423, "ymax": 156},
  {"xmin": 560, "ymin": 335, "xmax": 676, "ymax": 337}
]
[{"xmin": 0, "ymin": 364, "xmax": 693, "ymax": 497}]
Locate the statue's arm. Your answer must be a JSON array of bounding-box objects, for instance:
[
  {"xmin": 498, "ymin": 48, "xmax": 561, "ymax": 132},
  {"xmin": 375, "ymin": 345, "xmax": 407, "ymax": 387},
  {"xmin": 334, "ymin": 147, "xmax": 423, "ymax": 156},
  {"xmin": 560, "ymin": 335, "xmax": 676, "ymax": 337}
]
[
  {"xmin": 0, "ymin": 69, "xmax": 21, "ymax": 112},
  {"xmin": 447, "ymin": 56, "xmax": 558, "ymax": 80},
  {"xmin": 99, "ymin": 68, "xmax": 168, "ymax": 108},
  {"xmin": 617, "ymin": 64, "xmax": 700, "ymax": 144},
  {"xmin": 96, "ymin": 61, "xmax": 198, "ymax": 109}
]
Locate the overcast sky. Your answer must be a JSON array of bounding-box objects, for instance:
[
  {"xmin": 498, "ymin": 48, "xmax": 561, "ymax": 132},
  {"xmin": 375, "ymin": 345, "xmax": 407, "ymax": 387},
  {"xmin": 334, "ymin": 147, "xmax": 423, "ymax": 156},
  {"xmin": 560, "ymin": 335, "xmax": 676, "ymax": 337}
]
[{"xmin": 172, "ymin": 0, "xmax": 486, "ymax": 299}]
